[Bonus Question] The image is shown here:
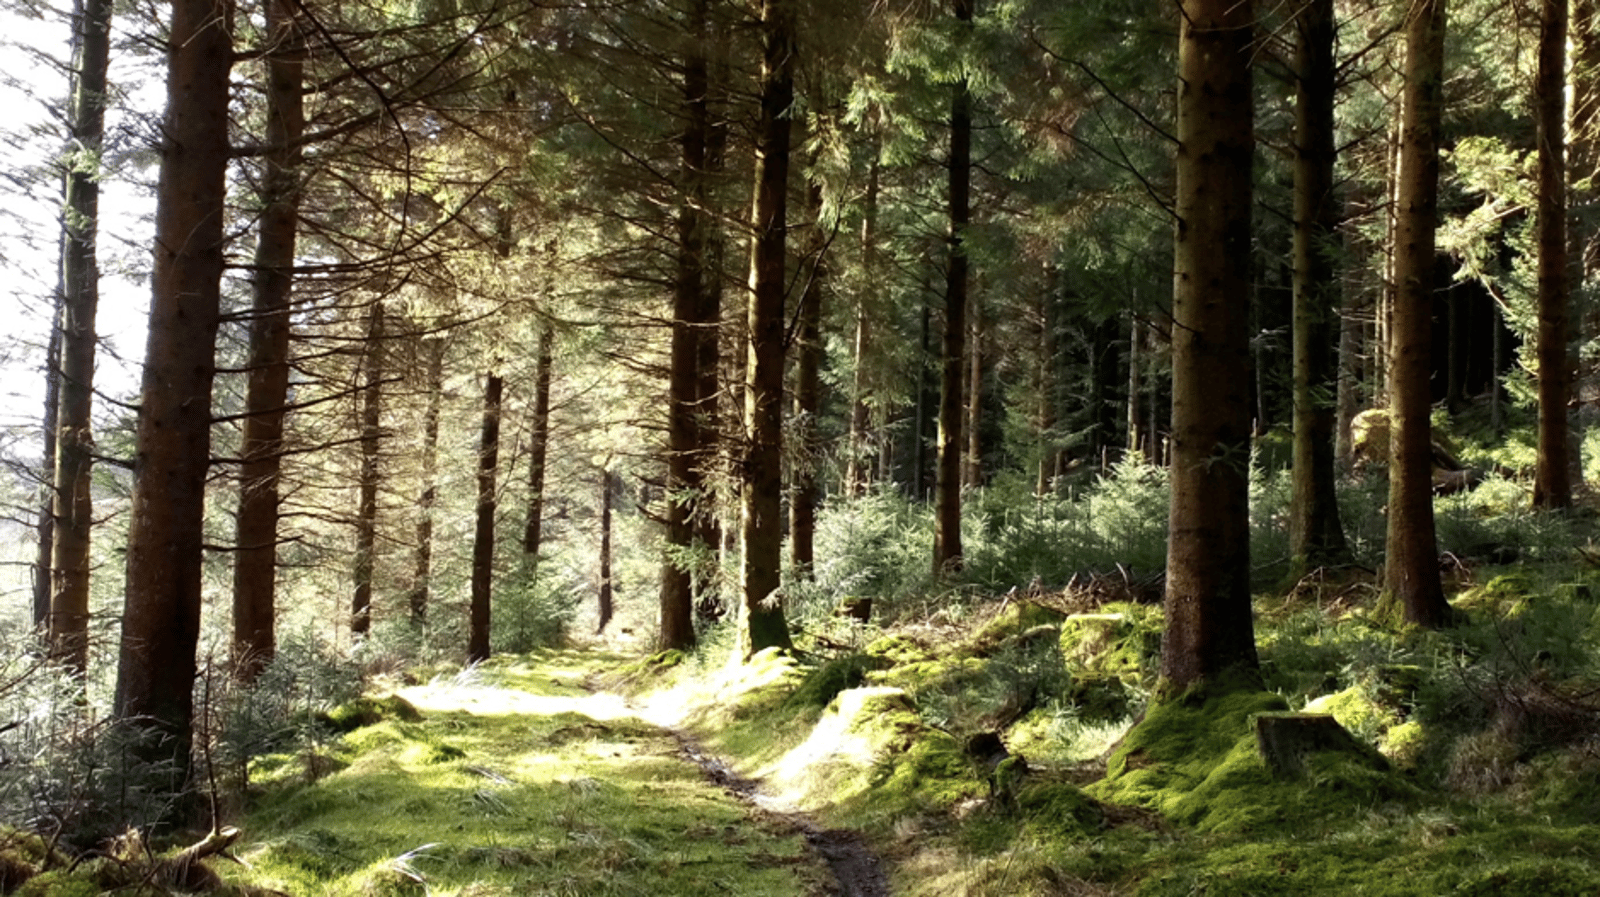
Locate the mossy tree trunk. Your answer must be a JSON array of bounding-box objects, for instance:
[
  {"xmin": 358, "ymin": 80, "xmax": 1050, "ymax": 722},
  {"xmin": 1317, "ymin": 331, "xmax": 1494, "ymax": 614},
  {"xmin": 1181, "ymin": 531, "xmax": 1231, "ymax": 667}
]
[
  {"xmin": 598, "ymin": 467, "xmax": 617, "ymax": 635},
  {"xmin": 231, "ymin": 0, "xmax": 305, "ymax": 680},
  {"xmin": 1161, "ymin": 0, "xmax": 1261, "ymax": 690},
  {"xmin": 1533, "ymin": 0, "xmax": 1571, "ymax": 510},
  {"xmin": 1288, "ymin": 0, "xmax": 1350, "ymax": 571},
  {"xmin": 739, "ymin": 0, "xmax": 794, "ymax": 658},
  {"xmin": 1381, "ymin": 0, "xmax": 1452, "ymax": 627},
  {"xmin": 468, "ymin": 373, "xmax": 503, "ymax": 663}
]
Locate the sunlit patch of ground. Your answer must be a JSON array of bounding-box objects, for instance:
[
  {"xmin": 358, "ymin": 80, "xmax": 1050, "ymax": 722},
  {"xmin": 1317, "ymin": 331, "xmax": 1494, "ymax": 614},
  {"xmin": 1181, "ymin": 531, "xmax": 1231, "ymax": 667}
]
[{"xmin": 225, "ymin": 652, "xmax": 832, "ymax": 897}]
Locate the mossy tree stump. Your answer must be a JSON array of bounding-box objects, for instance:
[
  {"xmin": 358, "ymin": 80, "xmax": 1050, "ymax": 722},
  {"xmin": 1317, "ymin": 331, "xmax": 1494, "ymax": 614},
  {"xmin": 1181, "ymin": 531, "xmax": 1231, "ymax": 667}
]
[{"xmin": 1253, "ymin": 712, "xmax": 1388, "ymax": 779}]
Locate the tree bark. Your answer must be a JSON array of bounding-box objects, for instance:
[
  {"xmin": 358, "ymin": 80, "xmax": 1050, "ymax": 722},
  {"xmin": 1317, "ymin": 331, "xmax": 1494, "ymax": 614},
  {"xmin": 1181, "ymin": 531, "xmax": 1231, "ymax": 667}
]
[
  {"xmin": 408, "ymin": 338, "xmax": 445, "ymax": 625},
  {"xmin": 113, "ymin": 0, "xmax": 231, "ymax": 805},
  {"xmin": 964, "ymin": 292, "xmax": 983, "ymax": 489},
  {"xmin": 661, "ymin": 2, "xmax": 713, "ymax": 650},
  {"xmin": 1382, "ymin": 0, "xmax": 1452, "ymax": 627},
  {"xmin": 597, "ymin": 468, "xmax": 616, "ymax": 635},
  {"xmin": 934, "ymin": 0, "xmax": 974, "ymax": 575},
  {"xmin": 1036, "ymin": 283, "xmax": 1058, "ymax": 494},
  {"xmin": 48, "ymin": 0, "xmax": 113, "ymax": 675},
  {"xmin": 351, "ymin": 302, "xmax": 384, "ymax": 639},
  {"xmin": 523, "ymin": 320, "xmax": 554, "ymax": 561},
  {"xmin": 739, "ymin": 0, "xmax": 795, "ymax": 657},
  {"xmin": 231, "ymin": 0, "xmax": 304, "ymax": 680},
  {"xmin": 790, "ymin": 180, "xmax": 825, "ymax": 578},
  {"xmin": 1533, "ymin": 0, "xmax": 1571, "ymax": 510},
  {"xmin": 468, "ymin": 373, "xmax": 503, "ymax": 662},
  {"xmin": 1162, "ymin": 0, "xmax": 1261, "ymax": 690},
  {"xmin": 846, "ymin": 152, "xmax": 879, "ymax": 497},
  {"xmin": 32, "ymin": 299, "xmax": 61, "ymax": 632},
  {"xmin": 1288, "ymin": 0, "xmax": 1350, "ymax": 570}
]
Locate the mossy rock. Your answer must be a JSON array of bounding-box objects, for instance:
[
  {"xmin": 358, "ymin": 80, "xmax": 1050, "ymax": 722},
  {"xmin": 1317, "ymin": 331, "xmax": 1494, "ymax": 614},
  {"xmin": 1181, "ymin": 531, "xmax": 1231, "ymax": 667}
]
[
  {"xmin": 1064, "ymin": 673, "xmax": 1139, "ymax": 723},
  {"xmin": 786, "ymin": 654, "xmax": 892, "ymax": 709},
  {"xmin": 968, "ymin": 602, "xmax": 1067, "ymax": 654},
  {"xmin": 321, "ymin": 694, "xmax": 423, "ymax": 733}
]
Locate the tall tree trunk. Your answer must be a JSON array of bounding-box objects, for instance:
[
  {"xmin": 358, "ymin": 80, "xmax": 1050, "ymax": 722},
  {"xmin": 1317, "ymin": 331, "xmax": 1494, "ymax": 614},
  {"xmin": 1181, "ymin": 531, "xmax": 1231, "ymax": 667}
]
[
  {"xmin": 1036, "ymin": 283, "xmax": 1057, "ymax": 495},
  {"xmin": 661, "ymin": 2, "xmax": 714, "ymax": 649},
  {"xmin": 912, "ymin": 297, "xmax": 933, "ymax": 498},
  {"xmin": 48, "ymin": 0, "xmax": 114, "ymax": 675},
  {"xmin": 231, "ymin": 0, "xmax": 304, "ymax": 681},
  {"xmin": 351, "ymin": 303, "xmax": 384, "ymax": 639},
  {"xmin": 113, "ymin": 0, "xmax": 231, "ymax": 807},
  {"xmin": 790, "ymin": 181, "xmax": 825, "ymax": 578},
  {"xmin": 1089, "ymin": 314, "xmax": 1120, "ymax": 469},
  {"xmin": 1289, "ymin": 0, "xmax": 1350, "ymax": 570},
  {"xmin": 1533, "ymin": 0, "xmax": 1572, "ymax": 509},
  {"xmin": 33, "ymin": 300, "xmax": 61, "ymax": 631},
  {"xmin": 1162, "ymin": 0, "xmax": 1260, "ymax": 690},
  {"xmin": 934, "ymin": 0, "xmax": 974, "ymax": 574},
  {"xmin": 846, "ymin": 152, "xmax": 879, "ymax": 497},
  {"xmin": 523, "ymin": 320, "xmax": 554, "ymax": 560},
  {"xmin": 964, "ymin": 292, "xmax": 983, "ymax": 488},
  {"xmin": 468, "ymin": 373, "xmax": 503, "ymax": 662},
  {"xmin": 409, "ymin": 338, "xmax": 444, "ymax": 625},
  {"xmin": 1335, "ymin": 283, "xmax": 1363, "ymax": 464},
  {"xmin": 1382, "ymin": 0, "xmax": 1452, "ymax": 627},
  {"xmin": 739, "ymin": 0, "xmax": 795, "ymax": 657},
  {"xmin": 1128, "ymin": 313, "xmax": 1144, "ymax": 459},
  {"xmin": 598, "ymin": 468, "xmax": 616, "ymax": 635}
]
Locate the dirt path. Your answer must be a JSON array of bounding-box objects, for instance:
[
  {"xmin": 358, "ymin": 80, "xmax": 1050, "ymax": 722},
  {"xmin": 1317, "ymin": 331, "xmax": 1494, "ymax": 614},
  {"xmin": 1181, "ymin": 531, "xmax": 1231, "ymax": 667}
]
[
  {"xmin": 671, "ymin": 734, "xmax": 892, "ymax": 897},
  {"xmin": 229, "ymin": 652, "xmax": 888, "ymax": 897}
]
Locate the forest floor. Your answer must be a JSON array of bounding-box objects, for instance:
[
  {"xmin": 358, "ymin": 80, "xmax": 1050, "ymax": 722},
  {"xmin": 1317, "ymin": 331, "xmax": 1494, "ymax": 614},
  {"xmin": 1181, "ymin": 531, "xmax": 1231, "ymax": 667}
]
[{"xmin": 218, "ymin": 650, "xmax": 883, "ymax": 897}]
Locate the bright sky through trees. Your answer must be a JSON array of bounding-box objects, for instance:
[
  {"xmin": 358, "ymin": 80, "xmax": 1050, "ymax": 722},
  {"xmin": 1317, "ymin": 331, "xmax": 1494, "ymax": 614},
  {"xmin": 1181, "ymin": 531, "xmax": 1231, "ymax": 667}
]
[{"xmin": 0, "ymin": 3, "xmax": 156, "ymax": 450}]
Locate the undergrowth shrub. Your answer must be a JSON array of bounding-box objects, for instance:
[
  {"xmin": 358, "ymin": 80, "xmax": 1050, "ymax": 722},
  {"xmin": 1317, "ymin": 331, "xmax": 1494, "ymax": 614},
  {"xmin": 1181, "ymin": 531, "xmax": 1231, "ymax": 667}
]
[{"xmin": 490, "ymin": 561, "xmax": 578, "ymax": 654}]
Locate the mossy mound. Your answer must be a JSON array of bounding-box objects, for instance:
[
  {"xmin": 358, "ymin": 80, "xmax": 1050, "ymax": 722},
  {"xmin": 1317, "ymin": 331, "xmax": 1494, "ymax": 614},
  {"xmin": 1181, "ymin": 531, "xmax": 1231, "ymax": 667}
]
[
  {"xmin": 1089, "ymin": 680, "xmax": 1415, "ymax": 834},
  {"xmin": 786, "ymin": 654, "xmax": 892, "ymax": 709},
  {"xmin": 319, "ymin": 694, "xmax": 422, "ymax": 733},
  {"xmin": 1011, "ymin": 781, "xmax": 1105, "ymax": 840}
]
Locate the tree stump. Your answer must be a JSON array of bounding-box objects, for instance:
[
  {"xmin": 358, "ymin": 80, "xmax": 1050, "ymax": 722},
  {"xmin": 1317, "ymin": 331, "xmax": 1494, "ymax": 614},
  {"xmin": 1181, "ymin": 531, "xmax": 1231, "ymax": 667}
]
[{"xmin": 1253, "ymin": 712, "xmax": 1388, "ymax": 779}]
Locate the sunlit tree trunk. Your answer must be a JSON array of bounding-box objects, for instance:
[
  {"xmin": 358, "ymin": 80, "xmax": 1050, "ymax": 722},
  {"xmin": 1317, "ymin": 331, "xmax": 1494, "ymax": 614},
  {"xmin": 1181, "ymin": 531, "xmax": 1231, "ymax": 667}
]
[
  {"xmin": 351, "ymin": 302, "xmax": 384, "ymax": 639},
  {"xmin": 468, "ymin": 373, "xmax": 502, "ymax": 662},
  {"xmin": 231, "ymin": 0, "xmax": 304, "ymax": 680},
  {"xmin": 1162, "ymin": 0, "xmax": 1260, "ymax": 690},
  {"xmin": 409, "ymin": 338, "xmax": 444, "ymax": 625},
  {"xmin": 1533, "ymin": 0, "xmax": 1571, "ymax": 509},
  {"xmin": 739, "ymin": 0, "xmax": 795, "ymax": 657},
  {"xmin": 934, "ymin": 0, "xmax": 974, "ymax": 574},
  {"xmin": 113, "ymin": 0, "xmax": 232, "ymax": 807},
  {"xmin": 1382, "ymin": 0, "xmax": 1452, "ymax": 628},
  {"xmin": 1289, "ymin": 0, "xmax": 1349, "ymax": 570},
  {"xmin": 48, "ymin": 0, "xmax": 113, "ymax": 675}
]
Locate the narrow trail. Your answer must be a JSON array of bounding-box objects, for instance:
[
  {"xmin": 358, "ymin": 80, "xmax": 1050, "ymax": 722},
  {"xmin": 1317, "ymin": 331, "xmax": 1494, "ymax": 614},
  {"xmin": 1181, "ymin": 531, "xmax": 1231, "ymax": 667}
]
[
  {"xmin": 670, "ymin": 733, "xmax": 891, "ymax": 897},
  {"xmin": 581, "ymin": 671, "xmax": 893, "ymax": 897}
]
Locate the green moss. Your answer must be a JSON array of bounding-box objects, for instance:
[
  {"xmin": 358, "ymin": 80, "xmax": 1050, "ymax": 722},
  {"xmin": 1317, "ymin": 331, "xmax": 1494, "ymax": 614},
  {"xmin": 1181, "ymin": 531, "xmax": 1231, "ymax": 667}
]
[
  {"xmin": 1011, "ymin": 781, "xmax": 1104, "ymax": 839},
  {"xmin": 1058, "ymin": 603, "xmax": 1161, "ymax": 683},
  {"xmin": 969, "ymin": 602, "xmax": 1067, "ymax": 653},
  {"xmin": 786, "ymin": 654, "xmax": 890, "ymax": 709},
  {"xmin": 320, "ymin": 694, "xmax": 422, "ymax": 733},
  {"xmin": 14, "ymin": 870, "xmax": 100, "ymax": 897},
  {"xmin": 1304, "ymin": 685, "xmax": 1393, "ymax": 743},
  {"xmin": 1089, "ymin": 680, "xmax": 1414, "ymax": 834},
  {"xmin": 1452, "ymin": 859, "xmax": 1600, "ymax": 896}
]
